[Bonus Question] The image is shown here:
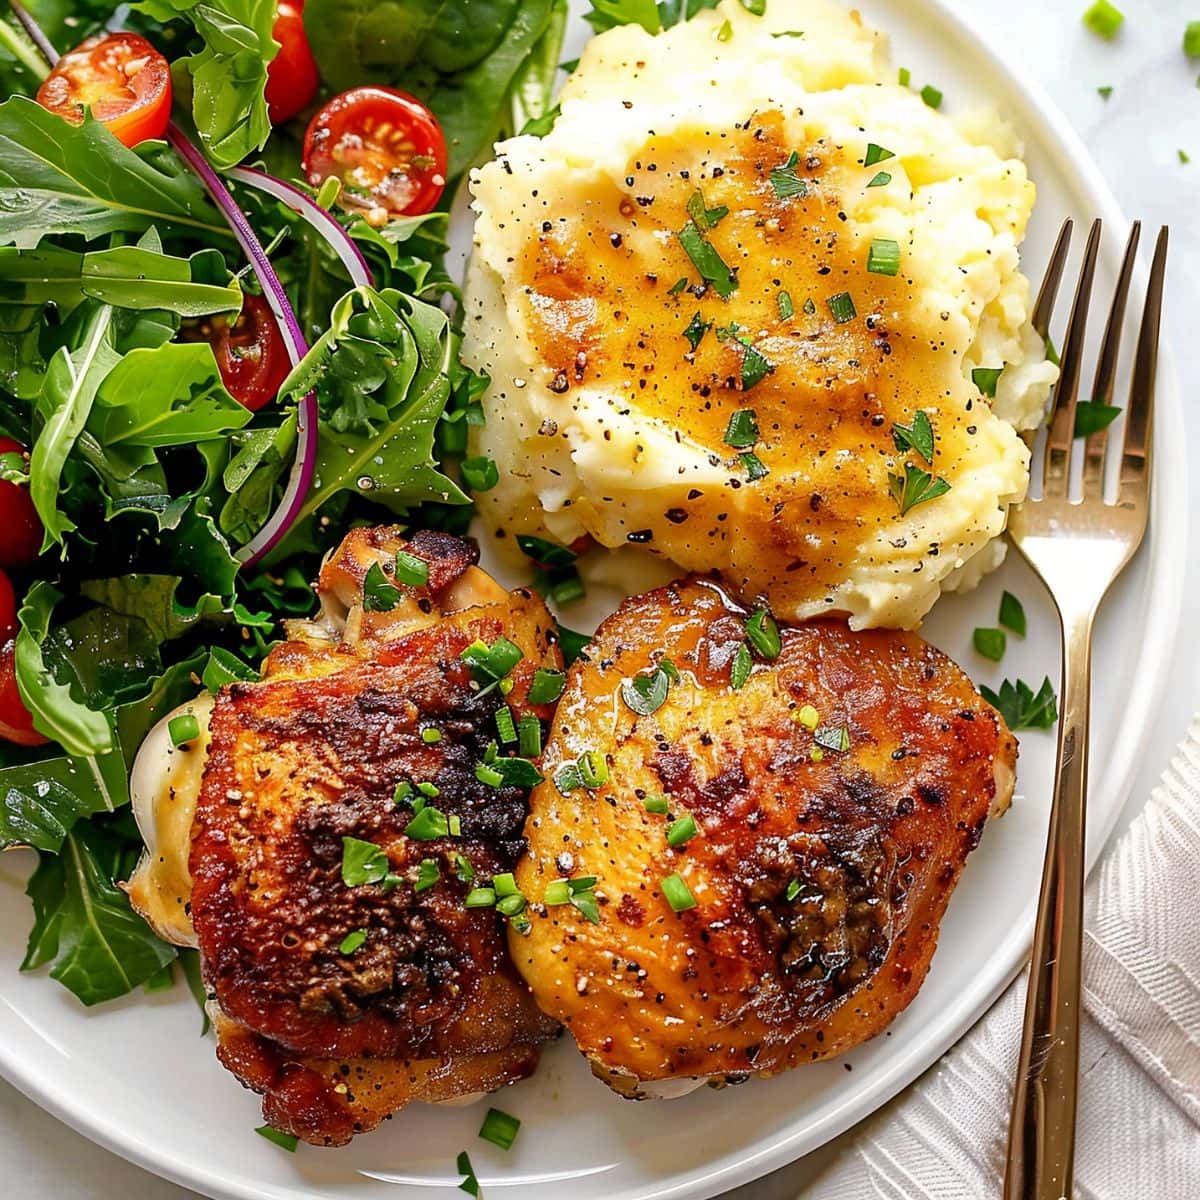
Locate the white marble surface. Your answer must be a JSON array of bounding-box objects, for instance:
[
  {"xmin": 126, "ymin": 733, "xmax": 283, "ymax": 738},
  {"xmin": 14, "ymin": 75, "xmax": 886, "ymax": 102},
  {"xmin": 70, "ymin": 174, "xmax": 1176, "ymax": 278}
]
[{"xmin": 3, "ymin": 2, "xmax": 1198, "ymax": 1198}]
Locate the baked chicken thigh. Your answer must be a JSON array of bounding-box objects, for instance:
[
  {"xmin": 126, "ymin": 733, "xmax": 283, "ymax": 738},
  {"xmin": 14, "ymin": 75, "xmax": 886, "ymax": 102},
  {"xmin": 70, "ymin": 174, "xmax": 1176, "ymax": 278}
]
[
  {"xmin": 512, "ymin": 577, "xmax": 1016, "ymax": 1095},
  {"xmin": 128, "ymin": 528, "xmax": 561, "ymax": 1144}
]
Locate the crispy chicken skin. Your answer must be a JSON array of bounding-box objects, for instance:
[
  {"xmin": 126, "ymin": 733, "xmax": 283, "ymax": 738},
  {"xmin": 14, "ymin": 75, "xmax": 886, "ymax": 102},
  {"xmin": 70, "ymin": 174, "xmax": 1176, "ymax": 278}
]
[
  {"xmin": 186, "ymin": 528, "xmax": 560, "ymax": 1144},
  {"xmin": 513, "ymin": 578, "xmax": 1016, "ymax": 1095}
]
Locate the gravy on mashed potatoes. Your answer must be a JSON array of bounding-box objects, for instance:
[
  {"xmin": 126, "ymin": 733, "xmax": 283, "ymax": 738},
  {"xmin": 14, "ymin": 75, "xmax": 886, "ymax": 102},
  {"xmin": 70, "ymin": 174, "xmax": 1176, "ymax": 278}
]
[{"xmin": 463, "ymin": 0, "xmax": 1056, "ymax": 629}]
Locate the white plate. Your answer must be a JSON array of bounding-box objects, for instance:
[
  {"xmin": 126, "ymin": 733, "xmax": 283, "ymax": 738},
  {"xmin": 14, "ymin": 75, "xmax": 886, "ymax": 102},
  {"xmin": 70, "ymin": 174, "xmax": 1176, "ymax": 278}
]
[{"xmin": 0, "ymin": 2, "xmax": 1187, "ymax": 1198}]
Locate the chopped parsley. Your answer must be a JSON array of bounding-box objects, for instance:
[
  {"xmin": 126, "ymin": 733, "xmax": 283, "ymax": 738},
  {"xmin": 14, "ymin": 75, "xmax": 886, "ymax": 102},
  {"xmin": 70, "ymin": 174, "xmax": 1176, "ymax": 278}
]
[
  {"xmin": 777, "ymin": 289, "xmax": 795, "ymax": 320},
  {"xmin": 527, "ymin": 667, "xmax": 566, "ymax": 705},
  {"xmin": 338, "ymin": 929, "xmax": 367, "ymax": 955},
  {"xmin": 1083, "ymin": 1, "xmax": 1124, "ymax": 40},
  {"xmin": 479, "ymin": 1107, "xmax": 521, "ymax": 1152},
  {"xmin": 683, "ymin": 310, "xmax": 712, "ymax": 352},
  {"xmin": 827, "ymin": 292, "xmax": 857, "ymax": 324},
  {"xmin": 892, "ymin": 410, "xmax": 935, "ymax": 464},
  {"xmin": 785, "ymin": 879, "xmax": 802, "ymax": 901},
  {"xmin": 724, "ymin": 408, "xmax": 760, "ymax": 449},
  {"xmin": 981, "ymin": 677, "xmax": 1059, "ymax": 731},
  {"xmin": 457, "ymin": 1150, "xmax": 481, "ymax": 1197},
  {"xmin": 740, "ymin": 343, "xmax": 773, "ymax": 390},
  {"xmin": 867, "ymin": 171, "xmax": 892, "ymax": 188},
  {"xmin": 1074, "ymin": 401, "xmax": 1122, "ymax": 438},
  {"xmin": 888, "ymin": 465, "xmax": 951, "ymax": 515},
  {"xmin": 677, "ymin": 220, "xmax": 737, "ymax": 299},
  {"xmin": 461, "ymin": 456, "xmax": 499, "ymax": 493},
  {"xmin": 769, "ymin": 150, "xmax": 808, "ymax": 199},
  {"xmin": 404, "ymin": 805, "xmax": 460, "ymax": 841},
  {"xmin": 414, "ymin": 858, "xmax": 440, "ymax": 893},
  {"xmin": 394, "ymin": 550, "xmax": 429, "ymax": 588},
  {"xmin": 739, "ymin": 451, "xmax": 769, "ymax": 481},
  {"xmin": 686, "ymin": 188, "xmax": 729, "ymax": 231},
  {"xmin": 864, "ymin": 143, "xmax": 895, "ymax": 167},
  {"xmin": 362, "ymin": 561, "xmax": 402, "ymax": 612},
  {"xmin": 973, "ymin": 627, "xmax": 1007, "ymax": 662},
  {"xmin": 972, "ymin": 366, "xmax": 1004, "ymax": 398},
  {"xmin": 867, "ymin": 238, "xmax": 901, "ymax": 277},
  {"xmin": 999, "ymin": 591, "xmax": 1027, "ymax": 637},
  {"xmin": 341, "ymin": 837, "xmax": 399, "ymax": 888},
  {"xmin": 1097, "ymin": 85, "xmax": 1114, "ymax": 100},
  {"xmin": 730, "ymin": 642, "xmax": 753, "ymax": 690}
]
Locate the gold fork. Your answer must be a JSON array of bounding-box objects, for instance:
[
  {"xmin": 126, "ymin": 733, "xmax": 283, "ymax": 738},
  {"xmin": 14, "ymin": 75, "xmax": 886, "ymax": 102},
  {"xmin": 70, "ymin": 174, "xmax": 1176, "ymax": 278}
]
[{"xmin": 1002, "ymin": 218, "xmax": 1168, "ymax": 1200}]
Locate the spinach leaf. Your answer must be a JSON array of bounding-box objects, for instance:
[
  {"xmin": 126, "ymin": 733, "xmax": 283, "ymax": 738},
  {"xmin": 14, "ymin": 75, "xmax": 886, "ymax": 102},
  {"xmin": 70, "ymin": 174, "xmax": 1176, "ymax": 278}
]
[
  {"xmin": 15, "ymin": 582, "xmax": 116, "ymax": 756},
  {"xmin": 90, "ymin": 342, "xmax": 251, "ymax": 447},
  {"xmin": 0, "ymin": 244, "xmax": 241, "ymax": 318},
  {"xmin": 79, "ymin": 574, "xmax": 267, "ymax": 644},
  {"xmin": 21, "ymin": 820, "xmax": 177, "ymax": 1006},
  {"xmin": 134, "ymin": 0, "xmax": 279, "ymax": 169},
  {"xmin": 303, "ymin": 0, "xmax": 558, "ymax": 176},
  {"xmin": 0, "ymin": 98, "xmax": 226, "ymax": 248},
  {"xmin": 279, "ymin": 286, "xmax": 467, "ymax": 537},
  {"xmin": 510, "ymin": 0, "xmax": 568, "ymax": 134}
]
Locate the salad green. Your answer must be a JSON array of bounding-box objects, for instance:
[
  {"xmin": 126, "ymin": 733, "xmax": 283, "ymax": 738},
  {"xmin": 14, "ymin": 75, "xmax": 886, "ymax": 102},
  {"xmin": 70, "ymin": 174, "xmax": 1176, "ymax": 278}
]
[{"xmin": 0, "ymin": 0, "xmax": 566, "ymax": 1008}]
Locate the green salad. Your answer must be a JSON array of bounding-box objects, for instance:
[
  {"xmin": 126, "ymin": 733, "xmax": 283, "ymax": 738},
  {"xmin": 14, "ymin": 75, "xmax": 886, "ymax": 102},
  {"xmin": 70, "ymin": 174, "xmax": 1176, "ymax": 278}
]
[{"xmin": 0, "ymin": 0, "xmax": 579, "ymax": 1008}]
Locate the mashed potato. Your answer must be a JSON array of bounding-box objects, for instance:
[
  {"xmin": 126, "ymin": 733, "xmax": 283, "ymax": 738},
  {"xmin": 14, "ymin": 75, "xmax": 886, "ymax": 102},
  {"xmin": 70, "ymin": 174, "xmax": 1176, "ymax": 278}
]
[{"xmin": 462, "ymin": 0, "xmax": 1056, "ymax": 629}]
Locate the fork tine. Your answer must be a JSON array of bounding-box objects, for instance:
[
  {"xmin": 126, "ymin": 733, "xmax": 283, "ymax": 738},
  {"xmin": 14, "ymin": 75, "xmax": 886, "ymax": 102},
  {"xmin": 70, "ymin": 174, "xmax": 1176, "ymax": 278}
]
[
  {"xmin": 1082, "ymin": 222, "xmax": 1141, "ymax": 497},
  {"xmin": 1032, "ymin": 218, "xmax": 1074, "ymax": 339},
  {"xmin": 1119, "ymin": 226, "xmax": 1168, "ymax": 504},
  {"xmin": 1044, "ymin": 219, "xmax": 1103, "ymax": 496}
]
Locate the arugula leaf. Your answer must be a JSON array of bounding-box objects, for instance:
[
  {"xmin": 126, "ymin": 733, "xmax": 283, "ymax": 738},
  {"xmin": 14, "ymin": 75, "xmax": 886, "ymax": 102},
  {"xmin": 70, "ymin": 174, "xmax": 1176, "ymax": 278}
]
[
  {"xmin": 15, "ymin": 582, "xmax": 116, "ymax": 756},
  {"xmin": 303, "ymin": 0, "xmax": 560, "ymax": 177},
  {"xmin": 0, "ymin": 753, "xmax": 119, "ymax": 853},
  {"xmin": 0, "ymin": 97, "xmax": 225, "ymax": 249},
  {"xmin": 218, "ymin": 418, "xmax": 296, "ymax": 544},
  {"xmin": 888, "ymin": 464, "xmax": 951, "ymax": 516},
  {"xmin": 509, "ymin": 0, "xmax": 568, "ymax": 136},
  {"xmin": 21, "ymin": 820, "xmax": 177, "ymax": 1006},
  {"xmin": 90, "ymin": 343, "xmax": 251, "ymax": 447},
  {"xmin": 279, "ymin": 286, "xmax": 467, "ymax": 538},
  {"xmin": 0, "ymin": 244, "xmax": 241, "ymax": 318},
  {"xmin": 134, "ymin": 0, "xmax": 280, "ymax": 169}
]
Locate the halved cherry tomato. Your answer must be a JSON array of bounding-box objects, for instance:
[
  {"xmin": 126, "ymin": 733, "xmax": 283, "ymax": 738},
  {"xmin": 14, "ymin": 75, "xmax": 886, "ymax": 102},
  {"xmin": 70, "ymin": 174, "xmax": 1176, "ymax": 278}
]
[
  {"xmin": 265, "ymin": 2, "xmax": 320, "ymax": 124},
  {"xmin": 0, "ymin": 639, "xmax": 45, "ymax": 748},
  {"xmin": 182, "ymin": 295, "xmax": 290, "ymax": 413},
  {"xmin": 36, "ymin": 32, "xmax": 171, "ymax": 148},
  {"xmin": 302, "ymin": 86, "xmax": 447, "ymax": 222},
  {"xmin": 0, "ymin": 439, "xmax": 43, "ymax": 568}
]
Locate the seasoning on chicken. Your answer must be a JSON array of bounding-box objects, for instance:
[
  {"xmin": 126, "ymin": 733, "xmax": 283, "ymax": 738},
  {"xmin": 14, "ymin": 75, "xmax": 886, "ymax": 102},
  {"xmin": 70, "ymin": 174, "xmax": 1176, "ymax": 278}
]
[{"xmin": 512, "ymin": 577, "xmax": 1016, "ymax": 1096}]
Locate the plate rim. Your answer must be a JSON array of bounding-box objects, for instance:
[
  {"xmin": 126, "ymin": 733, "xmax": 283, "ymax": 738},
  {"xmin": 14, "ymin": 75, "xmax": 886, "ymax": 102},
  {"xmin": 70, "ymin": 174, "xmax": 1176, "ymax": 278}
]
[{"xmin": 0, "ymin": 1, "xmax": 1189, "ymax": 1197}]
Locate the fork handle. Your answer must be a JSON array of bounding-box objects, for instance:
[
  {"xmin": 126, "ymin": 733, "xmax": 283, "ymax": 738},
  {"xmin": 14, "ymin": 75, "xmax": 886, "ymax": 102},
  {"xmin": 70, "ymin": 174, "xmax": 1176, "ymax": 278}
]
[{"xmin": 1004, "ymin": 609, "xmax": 1093, "ymax": 1200}]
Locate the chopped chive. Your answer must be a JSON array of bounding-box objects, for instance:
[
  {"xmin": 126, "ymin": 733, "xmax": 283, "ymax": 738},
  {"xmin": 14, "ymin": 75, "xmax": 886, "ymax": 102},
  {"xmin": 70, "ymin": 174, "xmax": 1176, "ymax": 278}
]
[
  {"xmin": 898, "ymin": 66, "xmax": 912, "ymax": 87},
  {"xmin": 644, "ymin": 794, "xmax": 670, "ymax": 814},
  {"xmin": 745, "ymin": 609, "xmax": 781, "ymax": 659},
  {"xmin": 810, "ymin": 747, "xmax": 825, "ymax": 762},
  {"xmin": 544, "ymin": 880, "xmax": 571, "ymax": 905},
  {"xmin": 577, "ymin": 750, "xmax": 609, "ymax": 788},
  {"xmin": 795, "ymin": 703, "xmax": 819, "ymax": 729},
  {"xmin": 256, "ymin": 1126, "xmax": 298, "ymax": 1152},
  {"xmin": 715, "ymin": 17, "xmax": 733, "ymax": 40},
  {"xmin": 662, "ymin": 872, "xmax": 697, "ymax": 912},
  {"xmin": 479, "ymin": 1107, "xmax": 521, "ymax": 1152},
  {"xmin": 495, "ymin": 707, "xmax": 517, "ymax": 744},
  {"xmin": 461, "ymin": 636, "xmax": 523, "ymax": 683},
  {"xmin": 517, "ymin": 713, "xmax": 542, "ymax": 757},
  {"xmin": 496, "ymin": 893, "xmax": 527, "ymax": 917},
  {"xmin": 827, "ymin": 292, "xmax": 856, "ymax": 323},
  {"xmin": 417, "ymin": 781, "xmax": 439, "ymax": 797},
  {"xmin": 999, "ymin": 591, "xmax": 1027, "ymax": 638},
  {"xmin": 867, "ymin": 238, "xmax": 901, "ymax": 276},
  {"xmin": 527, "ymin": 667, "xmax": 566, "ymax": 705},
  {"xmin": 724, "ymin": 407, "xmax": 760, "ymax": 449},
  {"xmin": 554, "ymin": 762, "xmax": 584, "ymax": 793},
  {"xmin": 740, "ymin": 343, "xmax": 773, "ymax": 390},
  {"xmin": 667, "ymin": 814, "xmax": 699, "ymax": 847},
  {"xmin": 739, "ymin": 451, "xmax": 769, "ymax": 481},
  {"xmin": 785, "ymin": 879, "xmax": 801, "ymax": 901},
  {"xmin": 464, "ymin": 887, "xmax": 497, "ymax": 908},
  {"xmin": 414, "ymin": 858, "xmax": 440, "ymax": 893},
  {"xmin": 168, "ymin": 714, "xmax": 200, "ymax": 746},
  {"xmin": 362, "ymin": 561, "xmax": 402, "ymax": 612},
  {"xmin": 921, "ymin": 85, "xmax": 943, "ymax": 109},
  {"xmin": 777, "ymin": 289, "xmax": 794, "ymax": 320},
  {"xmin": 1083, "ymin": 0, "xmax": 1124, "ymax": 40},
  {"xmin": 1097, "ymin": 85, "xmax": 1114, "ymax": 100},
  {"xmin": 455, "ymin": 853, "xmax": 475, "ymax": 883},
  {"xmin": 686, "ymin": 188, "xmax": 729, "ymax": 231},
  {"xmin": 1187, "ymin": 21, "xmax": 1200, "ymax": 59},
  {"xmin": 393, "ymin": 781, "xmax": 413, "ymax": 806},
  {"xmin": 395, "ymin": 550, "xmax": 429, "ymax": 587},
  {"xmin": 1179, "ymin": 148, "xmax": 1191, "ymax": 165},
  {"xmin": 867, "ymin": 171, "xmax": 892, "ymax": 188},
  {"xmin": 457, "ymin": 1150, "xmax": 480, "ymax": 1197},
  {"xmin": 814, "ymin": 725, "xmax": 851, "ymax": 753},
  {"xmin": 421, "ymin": 727, "xmax": 442, "ymax": 744},
  {"xmin": 803, "ymin": 296, "xmax": 816, "ymax": 316},
  {"xmin": 461, "ymin": 456, "xmax": 499, "ymax": 493},
  {"xmin": 339, "ymin": 929, "xmax": 367, "ymax": 955},
  {"xmin": 570, "ymin": 886, "xmax": 601, "ymax": 924},
  {"xmin": 740, "ymin": 0, "xmax": 766, "ymax": 13},
  {"xmin": 864, "ymin": 143, "xmax": 895, "ymax": 167},
  {"xmin": 972, "ymin": 366, "xmax": 1004, "ymax": 398},
  {"xmin": 973, "ymin": 627, "xmax": 1007, "ymax": 662},
  {"xmin": 730, "ymin": 642, "xmax": 753, "ymax": 690}
]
